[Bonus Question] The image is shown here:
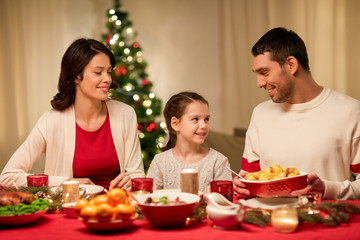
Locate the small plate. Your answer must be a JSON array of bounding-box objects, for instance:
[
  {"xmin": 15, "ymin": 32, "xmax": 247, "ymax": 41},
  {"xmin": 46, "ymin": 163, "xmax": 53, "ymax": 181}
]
[
  {"xmin": 0, "ymin": 208, "xmax": 48, "ymax": 226},
  {"xmin": 245, "ymin": 197, "xmax": 300, "ymax": 210},
  {"xmin": 51, "ymin": 184, "xmax": 104, "ymax": 195},
  {"xmin": 79, "ymin": 214, "xmax": 137, "ymax": 231}
]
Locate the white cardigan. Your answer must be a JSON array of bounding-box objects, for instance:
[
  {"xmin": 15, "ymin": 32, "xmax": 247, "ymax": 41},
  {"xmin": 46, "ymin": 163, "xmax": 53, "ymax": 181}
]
[{"xmin": 0, "ymin": 100, "xmax": 145, "ymax": 187}]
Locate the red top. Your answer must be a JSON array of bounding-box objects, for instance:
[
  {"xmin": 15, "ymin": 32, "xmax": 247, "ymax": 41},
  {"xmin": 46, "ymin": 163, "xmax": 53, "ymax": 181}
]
[
  {"xmin": 241, "ymin": 157, "xmax": 261, "ymax": 173},
  {"xmin": 73, "ymin": 113, "xmax": 120, "ymax": 189}
]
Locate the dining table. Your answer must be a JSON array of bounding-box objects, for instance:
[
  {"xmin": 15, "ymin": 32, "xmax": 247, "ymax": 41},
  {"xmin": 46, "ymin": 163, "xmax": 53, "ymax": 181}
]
[{"xmin": 1, "ymin": 200, "xmax": 360, "ymax": 240}]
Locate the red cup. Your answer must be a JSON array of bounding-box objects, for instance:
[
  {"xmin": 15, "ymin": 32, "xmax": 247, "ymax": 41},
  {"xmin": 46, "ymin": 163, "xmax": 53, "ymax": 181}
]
[
  {"xmin": 210, "ymin": 180, "xmax": 233, "ymax": 202},
  {"xmin": 131, "ymin": 178, "xmax": 153, "ymax": 193},
  {"xmin": 27, "ymin": 174, "xmax": 49, "ymax": 187}
]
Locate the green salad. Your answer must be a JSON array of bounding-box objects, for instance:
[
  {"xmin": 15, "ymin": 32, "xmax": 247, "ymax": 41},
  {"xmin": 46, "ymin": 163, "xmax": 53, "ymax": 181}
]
[{"xmin": 0, "ymin": 198, "xmax": 50, "ymax": 216}]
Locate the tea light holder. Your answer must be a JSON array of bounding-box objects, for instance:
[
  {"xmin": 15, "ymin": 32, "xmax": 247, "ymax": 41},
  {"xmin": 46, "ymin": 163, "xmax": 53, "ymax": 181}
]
[
  {"xmin": 180, "ymin": 169, "xmax": 199, "ymax": 194},
  {"xmin": 27, "ymin": 174, "xmax": 49, "ymax": 187},
  {"xmin": 271, "ymin": 207, "xmax": 299, "ymax": 233},
  {"xmin": 131, "ymin": 178, "xmax": 154, "ymax": 192},
  {"xmin": 62, "ymin": 180, "xmax": 79, "ymax": 203},
  {"xmin": 210, "ymin": 180, "xmax": 234, "ymax": 202}
]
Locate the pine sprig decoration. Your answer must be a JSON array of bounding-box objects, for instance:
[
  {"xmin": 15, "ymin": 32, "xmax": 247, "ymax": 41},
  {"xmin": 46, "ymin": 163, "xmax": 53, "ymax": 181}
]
[
  {"xmin": 243, "ymin": 201, "xmax": 360, "ymax": 228},
  {"xmin": 191, "ymin": 195, "xmax": 208, "ymax": 221},
  {"xmin": 244, "ymin": 209, "xmax": 271, "ymax": 227}
]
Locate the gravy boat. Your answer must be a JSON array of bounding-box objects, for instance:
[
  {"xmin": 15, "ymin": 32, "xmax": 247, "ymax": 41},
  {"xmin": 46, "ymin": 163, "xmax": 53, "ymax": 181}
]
[{"xmin": 205, "ymin": 192, "xmax": 246, "ymax": 230}]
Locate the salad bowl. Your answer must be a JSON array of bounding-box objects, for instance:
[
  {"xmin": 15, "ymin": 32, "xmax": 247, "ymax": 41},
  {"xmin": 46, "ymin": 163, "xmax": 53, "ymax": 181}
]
[{"xmin": 136, "ymin": 191, "xmax": 200, "ymax": 228}]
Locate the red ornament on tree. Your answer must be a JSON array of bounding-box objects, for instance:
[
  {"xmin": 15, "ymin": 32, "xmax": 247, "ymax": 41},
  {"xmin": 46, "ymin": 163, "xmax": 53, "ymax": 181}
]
[
  {"xmin": 142, "ymin": 79, "xmax": 149, "ymax": 86},
  {"xmin": 145, "ymin": 122, "xmax": 157, "ymax": 132},
  {"xmin": 115, "ymin": 66, "xmax": 128, "ymax": 76},
  {"xmin": 133, "ymin": 42, "xmax": 139, "ymax": 48}
]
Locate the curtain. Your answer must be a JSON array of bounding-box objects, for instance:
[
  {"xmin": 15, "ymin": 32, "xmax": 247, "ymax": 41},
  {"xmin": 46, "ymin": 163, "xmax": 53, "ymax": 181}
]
[{"xmin": 0, "ymin": 0, "xmax": 359, "ymax": 173}]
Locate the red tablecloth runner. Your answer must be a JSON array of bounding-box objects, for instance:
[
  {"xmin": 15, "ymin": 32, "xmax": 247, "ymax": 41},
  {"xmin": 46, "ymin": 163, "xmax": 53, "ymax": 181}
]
[{"xmin": 1, "ymin": 201, "xmax": 360, "ymax": 240}]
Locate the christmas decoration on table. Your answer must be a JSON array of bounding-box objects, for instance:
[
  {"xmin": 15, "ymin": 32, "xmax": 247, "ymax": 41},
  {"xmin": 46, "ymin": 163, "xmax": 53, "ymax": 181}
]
[
  {"xmin": 190, "ymin": 194, "xmax": 208, "ymax": 221},
  {"xmin": 1, "ymin": 186, "xmax": 63, "ymax": 213},
  {"xmin": 0, "ymin": 187, "xmax": 51, "ymax": 215},
  {"xmin": 102, "ymin": 0, "xmax": 166, "ymax": 171},
  {"xmin": 243, "ymin": 200, "xmax": 360, "ymax": 228}
]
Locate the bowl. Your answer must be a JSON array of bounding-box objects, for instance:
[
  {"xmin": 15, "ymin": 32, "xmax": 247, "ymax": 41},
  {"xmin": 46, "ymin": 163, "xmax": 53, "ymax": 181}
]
[
  {"xmin": 240, "ymin": 172, "xmax": 308, "ymax": 198},
  {"xmin": 136, "ymin": 191, "xmax": 200, "ymax": 228},
  {"xmin": 79, "ymin": 214, "xmax": 137, "ymax": 231},
  {"xmin": 62, "ymin": 202, "xmax": 78, "ymax": 218}
]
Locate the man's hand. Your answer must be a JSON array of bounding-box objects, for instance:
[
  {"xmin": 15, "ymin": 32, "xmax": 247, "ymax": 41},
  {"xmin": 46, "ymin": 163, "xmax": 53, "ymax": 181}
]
[
  {"xmin": 291, "ymin": 173, "xmax": 325, "ymax": 197},
  {"xmin": 233, "ymin": 172, "xmax": 251, "ymax": 199}
]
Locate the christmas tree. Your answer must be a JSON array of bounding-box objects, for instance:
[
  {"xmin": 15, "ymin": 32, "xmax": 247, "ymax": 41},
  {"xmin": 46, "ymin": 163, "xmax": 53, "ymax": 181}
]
[{"xmin": 102, "ymin": 0, "xmax": 166, "ymax": 171}]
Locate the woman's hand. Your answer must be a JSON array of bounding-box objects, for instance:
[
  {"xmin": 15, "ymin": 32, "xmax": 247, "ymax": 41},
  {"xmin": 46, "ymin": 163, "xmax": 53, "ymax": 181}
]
[
  {"xmin": 291, "ymin": 173, "xmax": 325, "ymax": 197},
  {"xmin": 70, "ymin": 178, "xmax": 95, "ymax": 185},
  {"xmin": 109, "ymin": 173, "xmax": 131, "ymax": 191},
  {"xmin": 233, "ymin": 172, "xmax": 251, "ymax": 199}
]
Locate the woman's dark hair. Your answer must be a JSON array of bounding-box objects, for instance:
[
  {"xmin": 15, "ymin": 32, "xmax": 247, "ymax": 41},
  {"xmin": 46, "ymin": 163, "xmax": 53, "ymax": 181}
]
[
  {"xmin": 51, "ymin": 38, "xmax": 117, "ymax": 110},
  {"xmin": 251, "ymin": 27, "xmax": 310, "ymax": 72},
  {"xmin": 160, "ymin": 91, "xmax": 209, "ymax": 151}
]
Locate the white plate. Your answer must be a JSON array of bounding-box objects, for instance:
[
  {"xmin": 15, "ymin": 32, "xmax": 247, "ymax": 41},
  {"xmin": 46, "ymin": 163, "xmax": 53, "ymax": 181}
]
[
  {"xmin": 244, "ymin": 197, "xmax": 300, "ymax": 210},
  {"xmin": 153, "ymin": 188, "xmax": 203, "ymax": 195},
  {"xmin": 51, "ymin": 184, "xmax": 104, "ymax": 195}
]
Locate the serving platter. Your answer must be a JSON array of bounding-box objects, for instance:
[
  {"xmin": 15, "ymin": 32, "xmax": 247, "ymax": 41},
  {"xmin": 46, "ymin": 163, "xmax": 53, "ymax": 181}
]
[
  {"xmin": 240, "ymin": 172, "xmax": 308, "ymax": 198},
  {"xmin": 0, "ymin": 208, "xmax": 48, "ymax": 226},
  {"xmin": 244, "ymin": 197, "xmax": 301, "ymax": 210}
]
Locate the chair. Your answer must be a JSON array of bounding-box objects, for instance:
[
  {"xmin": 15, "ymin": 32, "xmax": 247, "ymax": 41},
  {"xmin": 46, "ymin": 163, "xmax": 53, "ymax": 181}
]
[{"xmin": 202, "ymin": 130, "xmax": 246, "ymax": 173}]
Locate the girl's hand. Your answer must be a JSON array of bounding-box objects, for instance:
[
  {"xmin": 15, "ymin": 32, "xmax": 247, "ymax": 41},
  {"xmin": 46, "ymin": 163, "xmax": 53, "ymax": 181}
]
[
  {"xmin": 70, "ymin": 178, "xmax": 95, "ymax": 185},
  {"xmin": 109, "ymin": 173, "xmax": 131, "ymax": 191},
  {"xmin": 233, "ymin": 172, "xmax": 251, "ymax": 199}
]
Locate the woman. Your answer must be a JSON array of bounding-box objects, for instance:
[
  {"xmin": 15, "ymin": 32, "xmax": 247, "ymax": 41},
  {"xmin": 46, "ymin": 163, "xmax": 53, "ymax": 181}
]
[{"xmin": 0, "ymin": 38, "xmax": 145, "ymax": 190}]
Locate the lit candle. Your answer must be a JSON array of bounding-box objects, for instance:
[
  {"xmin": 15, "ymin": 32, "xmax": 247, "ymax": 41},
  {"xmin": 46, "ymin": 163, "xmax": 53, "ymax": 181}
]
[
  {"xmin": 180, "ymin": 169, "xmax": 199, "ymax": 194},
  {"xmin": 271, "ymin": 207, "xmax": 299, "ymax": 233},
  {"xmin": 62, "ymin": 180, "xmax": 79, "ymax": 203}
]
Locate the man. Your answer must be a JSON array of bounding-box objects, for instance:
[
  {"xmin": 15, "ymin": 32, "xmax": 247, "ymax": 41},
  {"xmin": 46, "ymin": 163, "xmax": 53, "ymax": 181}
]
[{"xmin": 233, "ymin": 27, "xmax": 360, "ymax": 200}]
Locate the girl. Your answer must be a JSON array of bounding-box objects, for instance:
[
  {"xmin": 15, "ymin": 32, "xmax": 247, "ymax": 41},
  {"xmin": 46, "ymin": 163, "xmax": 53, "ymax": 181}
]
[
  {"xmin": 0, "ymin": 38, "xmax": 145, "ymax": 190},
  {"xmin": 147, "ymin": 92, "xmax": 232, "ymax": 192}
]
